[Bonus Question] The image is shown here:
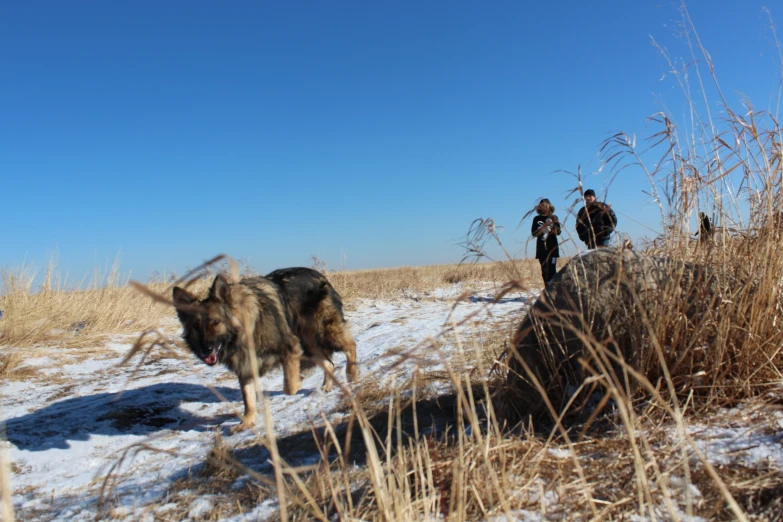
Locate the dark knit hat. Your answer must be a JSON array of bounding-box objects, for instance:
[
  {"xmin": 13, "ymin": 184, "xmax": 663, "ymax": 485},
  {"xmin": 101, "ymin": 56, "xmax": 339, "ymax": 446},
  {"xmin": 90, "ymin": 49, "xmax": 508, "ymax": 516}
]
[{"xmin": 583, "ymin": 189, "xmax": 596, "ymax": 197}]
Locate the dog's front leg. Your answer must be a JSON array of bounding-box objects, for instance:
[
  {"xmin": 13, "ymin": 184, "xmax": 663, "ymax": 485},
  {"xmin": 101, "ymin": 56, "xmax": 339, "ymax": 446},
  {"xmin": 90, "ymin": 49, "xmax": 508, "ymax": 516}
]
[
  {"xmin": 282, "ymin": 336, "xmax": 303, "ymax": 395},
  {"xmin": 319, "ymin": 357, "xmax": 335, "ymax": 392},
  {"xmin": 231, "ymin": 380, "xmax": 257, "ymax": 433}
]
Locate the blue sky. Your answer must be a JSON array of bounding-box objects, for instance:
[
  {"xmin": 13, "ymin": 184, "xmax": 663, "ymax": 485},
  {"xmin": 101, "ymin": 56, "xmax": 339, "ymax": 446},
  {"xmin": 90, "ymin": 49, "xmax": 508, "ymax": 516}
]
[{"xmin": 2, "ymin": 1, "xmax": 782, "ymax": 283}]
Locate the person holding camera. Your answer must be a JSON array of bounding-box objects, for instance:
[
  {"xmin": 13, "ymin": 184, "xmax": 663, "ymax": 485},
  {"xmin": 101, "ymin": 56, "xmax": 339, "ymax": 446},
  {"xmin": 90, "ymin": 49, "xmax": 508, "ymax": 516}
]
[
  {"xmin": 531, "ymin": 198, "xmax": 561, "ymax": 284},
  {"xmin": 576, "ymin": 189, "xmax": 617, "ymax": 249}
]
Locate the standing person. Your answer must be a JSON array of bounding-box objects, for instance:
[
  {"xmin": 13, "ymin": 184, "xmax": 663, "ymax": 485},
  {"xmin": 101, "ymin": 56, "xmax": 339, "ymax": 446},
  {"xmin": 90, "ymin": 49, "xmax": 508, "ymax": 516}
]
[
  {"xmin": 531, "ymin": 198, "xmax": 561, "ymax": 284},
  {"xmin": 576, "ymin": 189, "xmax": 617, "ymax": 249},
  {"xmin": 696, "ymin": 212, "xmax": 712, "ymax": 243}
]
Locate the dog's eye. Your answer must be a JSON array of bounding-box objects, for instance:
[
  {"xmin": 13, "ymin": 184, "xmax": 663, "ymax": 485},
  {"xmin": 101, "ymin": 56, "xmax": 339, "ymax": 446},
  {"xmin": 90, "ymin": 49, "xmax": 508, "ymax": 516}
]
[{"xmin": 211, "ymin": 319, "xmax": 221, "ymax": 326}]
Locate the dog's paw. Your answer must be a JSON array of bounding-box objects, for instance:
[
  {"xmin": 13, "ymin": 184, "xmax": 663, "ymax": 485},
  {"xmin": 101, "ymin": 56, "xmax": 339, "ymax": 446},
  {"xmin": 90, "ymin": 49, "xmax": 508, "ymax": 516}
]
[
  {"xmin": 283, "ymin": 382, "xmax": 301, "ymax": 395},
  {"xmin": 230, "ymin": 417, "xmax": 256, "ymax": 434}
]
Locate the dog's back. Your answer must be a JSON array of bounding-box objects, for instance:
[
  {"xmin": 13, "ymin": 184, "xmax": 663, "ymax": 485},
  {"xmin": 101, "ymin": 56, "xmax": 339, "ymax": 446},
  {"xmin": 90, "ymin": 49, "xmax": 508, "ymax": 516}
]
[
  {"xmin": 266, "ymin": 267, "xmax": 341, "ymax": 318},
  {"xmin": 266, "ymin": 267, "xmax": 358, "ymax": 385}
]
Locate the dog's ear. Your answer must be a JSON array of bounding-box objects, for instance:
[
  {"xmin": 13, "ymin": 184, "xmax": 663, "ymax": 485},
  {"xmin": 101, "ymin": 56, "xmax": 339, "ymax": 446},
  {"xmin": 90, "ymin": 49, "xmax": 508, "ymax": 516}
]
[
  {"xmin": 173, "ymin": 286, "xmax": 196, "ymax": 309},
  {"xmin": 172, "ymin": 287, "xmax": 197, "ymax": 321},
  {"xmin": 209, "ymin": 274, "xmax": 232, "ymax": 304}
]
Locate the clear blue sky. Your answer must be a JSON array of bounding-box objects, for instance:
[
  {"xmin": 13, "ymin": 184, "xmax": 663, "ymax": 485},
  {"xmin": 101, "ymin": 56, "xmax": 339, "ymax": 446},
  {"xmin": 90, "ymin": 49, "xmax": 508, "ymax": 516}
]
[{"xmin": 2, "ymin": 1, "xmax": 781, "ymax": 283}]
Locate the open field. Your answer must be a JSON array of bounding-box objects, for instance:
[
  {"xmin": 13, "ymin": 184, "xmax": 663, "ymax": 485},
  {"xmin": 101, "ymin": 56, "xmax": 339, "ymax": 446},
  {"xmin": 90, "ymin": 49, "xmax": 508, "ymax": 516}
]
[
  {"xmin": 0, "ymin": 259, "xmax": 541, "ymax": 351},
  {"xmin": 1, "ymin": 249, "xmax": 783, "ymax": 521}
]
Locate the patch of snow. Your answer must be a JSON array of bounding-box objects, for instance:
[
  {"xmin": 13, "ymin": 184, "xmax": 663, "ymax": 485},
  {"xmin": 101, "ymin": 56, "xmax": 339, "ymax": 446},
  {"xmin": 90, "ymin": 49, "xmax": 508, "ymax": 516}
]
[
  {"xmin": 668, "ymin": 475, "xmax": 702, "ymax": 499},
  {"xmin": 187, "ymin": 497, "xmax": 214, "ymax": 519},
  {"xmin": 546, "ymin": 447, "xmax": 573, "ymax": 459},
  {"xmin": 487, "ymin": 511, "xmax": 542, "ymax": 522},
  {"xmin": 683, "ymin": 416, "xmax": 783, "ymax": 468},
  {"xmin": 153, "ymin": 503, "xmax": 179, "ymax": 515},
  {"xmin": 14, "ymin": 355, "xmax": 56, "ymax": 368},
  {"xmin": 629, "ymin": 507, "xmax": 706, "ymax": 522},
  {"xmin": 220, "ymin": 498, "xmax": 278, "ymax": 521}
]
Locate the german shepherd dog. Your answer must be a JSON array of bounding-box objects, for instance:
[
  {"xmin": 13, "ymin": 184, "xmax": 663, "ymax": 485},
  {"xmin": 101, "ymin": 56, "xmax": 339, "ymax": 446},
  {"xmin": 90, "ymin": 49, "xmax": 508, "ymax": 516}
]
[{"xmin": 173, "ymin": 268, "xmax": 358, "ymax": 431}]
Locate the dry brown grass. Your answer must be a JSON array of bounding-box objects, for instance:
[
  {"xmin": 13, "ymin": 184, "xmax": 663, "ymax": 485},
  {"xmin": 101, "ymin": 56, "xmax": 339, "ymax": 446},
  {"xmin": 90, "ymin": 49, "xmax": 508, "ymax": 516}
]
[
  {"xmin": 0, "ymin": 259, "xmax": 193, "ymax": 349},
  {"xmin": 0, "ymin": 350, "xmax": 40, "ymax": 382},
  {"xmin": 0, "ymin": 258, "xmax": 540, "ymax": 349},
  {"xmin": 326, "ymin": 259, "xmax": 541, "ymax": 302}
]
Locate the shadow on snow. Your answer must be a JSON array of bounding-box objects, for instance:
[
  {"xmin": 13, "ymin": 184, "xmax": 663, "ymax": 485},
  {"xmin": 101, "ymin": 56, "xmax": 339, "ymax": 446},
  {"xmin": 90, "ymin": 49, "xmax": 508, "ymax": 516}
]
[
  {"xmin": 4, "ymin": 382, "xmax": 251, "ymax": 451},
  {"xmin": 467, "ymin": 295, "xmax": 532, "ymax": 304}
]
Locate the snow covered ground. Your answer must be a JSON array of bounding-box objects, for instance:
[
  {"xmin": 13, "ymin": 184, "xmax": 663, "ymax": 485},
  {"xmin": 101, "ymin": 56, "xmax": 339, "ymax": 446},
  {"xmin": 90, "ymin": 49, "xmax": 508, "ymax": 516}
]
[
  {"xmin": 1, "ymin": 282, "xmax": 536, "ymax": 521},
  {"xmin": 3, "ymin": 281, "xmax": 783, "ymax": 521}
]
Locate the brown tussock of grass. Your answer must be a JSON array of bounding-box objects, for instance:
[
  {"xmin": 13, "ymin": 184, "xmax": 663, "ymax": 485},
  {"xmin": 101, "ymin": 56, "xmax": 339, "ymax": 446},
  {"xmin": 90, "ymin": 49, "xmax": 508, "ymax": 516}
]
[{"xmin": 0, "ymin": 350, "xmax": 40, "ymax": 382}]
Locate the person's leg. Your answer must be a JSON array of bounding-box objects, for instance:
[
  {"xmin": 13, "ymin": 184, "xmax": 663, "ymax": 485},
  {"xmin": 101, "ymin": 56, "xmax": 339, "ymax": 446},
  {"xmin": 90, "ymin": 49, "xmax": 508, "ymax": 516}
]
[
  {"xmin": 544, "ymin": 257, "xmax": 558, "ymax": 282},
  {"xmin": 538, "ymin": 259, "xmax": 547, "ymax": 284}
]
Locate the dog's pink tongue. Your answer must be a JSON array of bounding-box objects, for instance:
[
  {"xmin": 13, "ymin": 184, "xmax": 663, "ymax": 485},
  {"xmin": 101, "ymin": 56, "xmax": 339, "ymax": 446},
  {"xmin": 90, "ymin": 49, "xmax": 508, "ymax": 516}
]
[{"xmin": 205, "ymin": 353, "xmax": 217, "ymax": 365}]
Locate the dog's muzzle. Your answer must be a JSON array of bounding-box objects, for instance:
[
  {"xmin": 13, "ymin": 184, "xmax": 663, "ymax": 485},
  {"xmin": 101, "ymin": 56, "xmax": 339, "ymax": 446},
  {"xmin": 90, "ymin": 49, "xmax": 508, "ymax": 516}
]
[{"xmin": 204, "ymin": 342, "xmax": 222, "ymax": 366}]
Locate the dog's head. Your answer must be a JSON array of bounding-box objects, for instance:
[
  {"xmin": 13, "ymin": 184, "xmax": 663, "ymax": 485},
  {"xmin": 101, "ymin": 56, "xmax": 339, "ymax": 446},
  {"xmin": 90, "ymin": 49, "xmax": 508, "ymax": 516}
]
[{"xmin": 172, "ymin": 275, "xmax": 237, "ymax": 366}]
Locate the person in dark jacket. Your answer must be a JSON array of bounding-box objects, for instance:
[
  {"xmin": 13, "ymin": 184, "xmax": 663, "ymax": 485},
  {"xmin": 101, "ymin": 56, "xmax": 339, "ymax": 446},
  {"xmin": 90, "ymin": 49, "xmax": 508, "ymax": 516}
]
[
  {"xmin": 576, "ymin": 189, "xmax": 617, "ymax": 249},
  {"xmin": 531, "ymin": 198, "xmax": 561, "ymax": 284},
  {"xmin": 696, "ymin": 212, "xmax": 713, "ymax": 243}
]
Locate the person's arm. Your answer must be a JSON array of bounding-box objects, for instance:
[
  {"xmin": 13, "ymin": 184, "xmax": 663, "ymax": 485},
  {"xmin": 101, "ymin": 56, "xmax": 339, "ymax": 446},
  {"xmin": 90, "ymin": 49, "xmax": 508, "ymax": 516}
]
[
  {"xmin": 532, "ymin": 217, "xmax": 550, "ymax": 238},
  {"xmin": 551, "ymin": 215, "xmax": 561, "ymax": 235},
  {"xmin": 607, "ymin": 206, "xmax": 618, "ymax": 228},
  {"xmin": 576, "ymin": 209, "xmax": 588, "ymax": 240}
]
